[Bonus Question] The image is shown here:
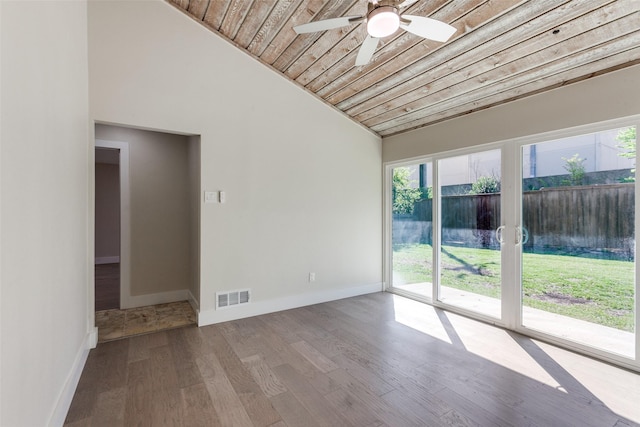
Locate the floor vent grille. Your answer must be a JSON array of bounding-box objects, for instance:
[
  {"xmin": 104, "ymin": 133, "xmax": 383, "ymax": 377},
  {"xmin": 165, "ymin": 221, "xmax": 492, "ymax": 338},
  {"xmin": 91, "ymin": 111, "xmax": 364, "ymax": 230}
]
[{"xmin": 216, "ymin": 289, "xmax": 251, "ymax": 309}]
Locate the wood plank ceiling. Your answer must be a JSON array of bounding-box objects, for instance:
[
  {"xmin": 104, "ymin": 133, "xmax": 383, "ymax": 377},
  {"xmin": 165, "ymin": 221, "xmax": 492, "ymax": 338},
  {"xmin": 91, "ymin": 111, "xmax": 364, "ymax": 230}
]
[{"xmin": 168, "ymin": 0, "xmax": 640, "ymax": 137}]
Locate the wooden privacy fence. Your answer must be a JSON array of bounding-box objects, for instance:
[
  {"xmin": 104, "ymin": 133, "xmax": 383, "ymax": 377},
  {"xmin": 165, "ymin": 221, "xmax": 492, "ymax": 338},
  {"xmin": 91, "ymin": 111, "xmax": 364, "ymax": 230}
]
[
  {"xmin": 522, "ymin": 184, "xmax": 634, "ymax": 259},
  {"xmin": 394, "ymin": 183, "xmax": 635, "ymax": 259}
]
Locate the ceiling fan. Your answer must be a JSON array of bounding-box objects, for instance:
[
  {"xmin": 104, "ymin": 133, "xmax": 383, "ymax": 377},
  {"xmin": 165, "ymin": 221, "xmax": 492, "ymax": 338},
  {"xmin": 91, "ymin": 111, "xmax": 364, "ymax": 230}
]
[{"xmin": 293, "ymin": 0, "xmax": 457, "ymax": 66}]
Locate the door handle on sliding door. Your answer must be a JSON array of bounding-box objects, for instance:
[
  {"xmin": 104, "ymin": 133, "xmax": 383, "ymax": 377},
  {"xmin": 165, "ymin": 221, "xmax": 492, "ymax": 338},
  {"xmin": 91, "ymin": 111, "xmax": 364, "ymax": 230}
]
[
  {"xmin": 516, "ymin": 226, "xmax": 529, "ymax": 245},
  {"xmin": 495, "ymin": 225, "xmax": 506, "ymax": 244}
]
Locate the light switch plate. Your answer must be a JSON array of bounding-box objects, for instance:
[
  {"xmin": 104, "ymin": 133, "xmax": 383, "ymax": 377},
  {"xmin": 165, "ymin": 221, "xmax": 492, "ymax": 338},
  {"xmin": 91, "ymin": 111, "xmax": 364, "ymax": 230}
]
[{"xmin": 204, "ymin": 191, "xmax": 217, "ymax": 203}]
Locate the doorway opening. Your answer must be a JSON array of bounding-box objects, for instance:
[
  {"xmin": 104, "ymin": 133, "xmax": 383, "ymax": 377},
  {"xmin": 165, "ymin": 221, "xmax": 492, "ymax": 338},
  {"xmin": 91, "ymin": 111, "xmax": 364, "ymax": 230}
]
[
  {"xmin": 95, "ymin": 147, "xmax": 121, "ymax": 310},
  {"xmin": 93, "ymin": 124, "xmax": 201, "ymax": 342}
]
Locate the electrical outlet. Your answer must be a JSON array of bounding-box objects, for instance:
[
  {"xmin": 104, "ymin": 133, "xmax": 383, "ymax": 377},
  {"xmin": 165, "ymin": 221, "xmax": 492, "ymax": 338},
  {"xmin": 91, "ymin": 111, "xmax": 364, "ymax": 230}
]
[{"xmin": 309, "ymin": 272, "xmax": 316, "ymax": 282}]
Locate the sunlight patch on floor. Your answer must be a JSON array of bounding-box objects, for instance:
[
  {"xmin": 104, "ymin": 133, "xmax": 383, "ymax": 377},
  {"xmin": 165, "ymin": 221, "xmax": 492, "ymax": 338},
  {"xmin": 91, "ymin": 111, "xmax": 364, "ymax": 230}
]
[
  {"xmin": 391, "ymin": 294, "xmax": 561, "ymax": 388},
  {"xmin": 390, "ymin": 292, "xmax": 640, "ymax": 422}
]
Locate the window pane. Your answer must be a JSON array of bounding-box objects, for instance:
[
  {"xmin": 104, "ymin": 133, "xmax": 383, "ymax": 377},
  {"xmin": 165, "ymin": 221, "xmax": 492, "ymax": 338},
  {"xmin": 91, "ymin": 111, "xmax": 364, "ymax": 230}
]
[
  {"xmin": 521, "ymin": 126, "xmax": 636, "ymax": 357},
  {"xmin": 391, "ymin": 163, "xmax": 433, "ymax": 299},
  {"xmin": 438, "ymin": 149, "xmax": 502, "ymax": 319}
]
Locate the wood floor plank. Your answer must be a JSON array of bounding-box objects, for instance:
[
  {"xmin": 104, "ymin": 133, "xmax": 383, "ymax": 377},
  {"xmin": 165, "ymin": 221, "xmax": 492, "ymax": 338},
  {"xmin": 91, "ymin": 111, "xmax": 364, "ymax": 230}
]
[
  {"xmin": 230, "ymin": 315, "xmax": 344, "ymax": 398},
  {"xmin": 413, "ymin": 360, "xmax": 531, "ymax": 426},
  {"xmin": 200, "ymin": 325, "xmax": 283, "ymax": 427},
  {"xmin": 196, "ymin": 351, "xmax": 254, "ymax": 427},
  {"xmin": 434, "ymin": 386, "xmax": 517, "ymax": 427},
  {"xmin": 64, "ymin": 339, "xmax": 129, "ymax": 424},
  {"xmin": 218, "ymin": 320, "xmax": 285, "ymax": 367},
  {"xmin": 241, "ymin": 354, "xmax": 288, "ymax": 397},
  {"xmin": 472, "ymin": 362, "xmax": 621, "ymax": 427},
  {"xmin": 123, "ymin": 358, "xmax": 154, "ymax": 426},
  {"xmin": 380, "ymin": 389, "xmax": 444, "ymax": 426},
  {"xmin": 167, "ymin": 327, "xmax": 203, "ymax": 389},
  {"xmin": 322, "ymin": 368, "xmax": 373, "ymax": 395},
  {"xmin": 269, "ymin": 391, "xmax": 322, "ymax": 427},
  {"xmin": 272, "ymin": 363, "xmax": 354, "ymax": 427},
  {"xmin": 95, "ymin": 263, "xmax": 119, "ymax": 311},
  {"xmin": 290, "ymin": 340, "xmax": 339, "ymax": 373},
  {"xmin": 259, "ymin": 310, "xmax": 312, "ymax": 343},
  {"xmin": 64, "ymin": 380, "xmax": 97, "ymax": 424},
  {"xmin": 182, "ymin": 321, "xmax": 216, "ymax": 356},
  {"xmin": 438, "ymin": 409, "xmax": 481, "ymax": 427},
  {"xmin": 301, "ymin": 303, "xmax": 349, "ymax": 332},
  {"xmin": 147, "ymin": 345, "xmax": 185, "ymax": 426},
  {"xmin": 291, "ymin": 310, "xmax": 348, "ymax": 359},
  {"xmin": 246, "ymin": 315, "xmax": 328, "ymax": 377},
  {"xmin": 95, "ymin": 339, "xmax": 130, "ymax": 392},
  {"xmin": 180, "ymin": 382, "xmax": 222, "ymax": 427},
  {"xmin": 330, "ymin": 352, "xmax": 396, "ymax": 396},
  {"xmin": 327, "ymin": 329, "xmax": 453, "ymax": 419},
  {"xmin": 91, "ymin": 387, "xmax": 127, "ymax": 427},
  {"xmin": 127, "ymin": 329, "xmax": 168, "ymax": 363},
  {"xmin": 330, "ymin": 373, "xmax": 426, "ymax": 427},
  {"xmin": 324, "ymin": 387, "xmax": 383, "ymax": 426}
]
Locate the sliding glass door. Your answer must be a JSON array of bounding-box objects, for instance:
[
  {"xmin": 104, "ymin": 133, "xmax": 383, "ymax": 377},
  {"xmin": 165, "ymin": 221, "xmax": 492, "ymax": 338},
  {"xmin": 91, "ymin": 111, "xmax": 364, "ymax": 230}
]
[
  {"xmin": 386, "ymin": 117, "xmax": 639, "ymax": 369},
  {"xmin": 437, "ymin": 149, "xmax": 502, "ymax": 319},
  {"xmin": 520, "ymin": 126, "xmax": 636, "ymax": 358}
]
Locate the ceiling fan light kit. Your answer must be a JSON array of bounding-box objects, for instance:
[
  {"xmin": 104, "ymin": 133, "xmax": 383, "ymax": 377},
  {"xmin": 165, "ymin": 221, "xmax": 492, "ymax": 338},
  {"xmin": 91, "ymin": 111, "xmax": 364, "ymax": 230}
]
[
  {"xmin": 293, "ymin": 0, "xmax": 457, "ymax": 66},
  {"xmin": 367, "ymin": 6, "xmax": 400, "ymax": 38}
]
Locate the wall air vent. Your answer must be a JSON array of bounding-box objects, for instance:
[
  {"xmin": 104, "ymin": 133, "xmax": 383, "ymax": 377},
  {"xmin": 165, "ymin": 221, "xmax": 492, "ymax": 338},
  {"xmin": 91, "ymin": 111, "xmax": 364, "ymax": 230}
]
[{"xmin": 216, "ymin": 289, "xmax": 251, "ymax": 309}]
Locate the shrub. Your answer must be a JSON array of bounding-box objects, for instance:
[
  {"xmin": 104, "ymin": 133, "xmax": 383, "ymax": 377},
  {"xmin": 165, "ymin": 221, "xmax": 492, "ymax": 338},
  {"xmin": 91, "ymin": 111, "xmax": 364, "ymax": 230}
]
[
  {"xmin": 562, "ymin": 154, "xmax": 586, "ymax": 186},
  {"xmin": 469, "ymin": 176, "xmax": 500, "ymax": 194}
]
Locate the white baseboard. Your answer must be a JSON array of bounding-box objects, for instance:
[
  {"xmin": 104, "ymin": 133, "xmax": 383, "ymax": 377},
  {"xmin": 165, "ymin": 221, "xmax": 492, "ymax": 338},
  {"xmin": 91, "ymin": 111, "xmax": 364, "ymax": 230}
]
[
  {"xmin": 94, "ymin": 256, "xmax": 120, "ymax": 265},
  {"xmin": 121, "ymin": 289, "xmax": 189, "ymax": 309},
  {"xmin": 88, "ymin": 326, "xmax": 98, "ymax": 349},
  {"xmin": 48, "ymin": 331, "xmax": 93, "ymax": 427},
  {"xmin": 187, "ymin": 290, "xmax": 200, "ymax": 324},
  {"xmin": 198, "ymin": 283, "xmax": 383, "ymax": 326}
]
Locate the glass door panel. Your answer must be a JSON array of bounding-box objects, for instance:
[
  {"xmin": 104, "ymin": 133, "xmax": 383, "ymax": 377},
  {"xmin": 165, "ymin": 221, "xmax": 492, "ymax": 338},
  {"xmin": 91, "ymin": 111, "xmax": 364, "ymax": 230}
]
[
  {"xmin": 391, "ymin": 163, "xmax": 433, "ymax": 299},
  {"xmin": 521, "ymin": 126, "xmax": 636, "ymax": 358},
  {"xmin": 437, "ymin": 149, "xmax": 502, "ymax": 319}
]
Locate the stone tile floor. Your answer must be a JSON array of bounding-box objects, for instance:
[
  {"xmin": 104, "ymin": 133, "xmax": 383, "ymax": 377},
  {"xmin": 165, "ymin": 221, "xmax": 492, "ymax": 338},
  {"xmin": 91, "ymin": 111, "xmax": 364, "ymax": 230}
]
[{"xmin": 96, "ymin": 300, "xmax": 197, "ymax": 343}]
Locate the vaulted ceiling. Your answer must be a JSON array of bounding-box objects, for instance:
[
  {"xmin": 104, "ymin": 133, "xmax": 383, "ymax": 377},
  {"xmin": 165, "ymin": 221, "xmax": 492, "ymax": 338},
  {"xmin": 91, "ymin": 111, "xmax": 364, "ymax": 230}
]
[{"xmin": 168, "ymin": 0, "xmax": 640, "ymax": 137}]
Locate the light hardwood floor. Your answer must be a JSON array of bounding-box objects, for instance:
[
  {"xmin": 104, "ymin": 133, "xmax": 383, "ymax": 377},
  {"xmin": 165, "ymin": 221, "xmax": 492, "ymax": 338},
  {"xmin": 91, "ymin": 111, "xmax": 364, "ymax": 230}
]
[
  {"xmin": 95, "ymin": 263, "xmax": 119, "ymax": 311},
  {"xmin": 65, "ymin": 292, "xmax": 640, "ymax": 426}
]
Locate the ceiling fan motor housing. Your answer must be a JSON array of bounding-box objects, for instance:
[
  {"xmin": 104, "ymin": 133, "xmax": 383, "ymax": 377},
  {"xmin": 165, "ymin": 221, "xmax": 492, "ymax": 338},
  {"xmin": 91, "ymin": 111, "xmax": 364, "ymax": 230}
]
[
  {"xmin": 366, "ymin": 4, "xmax": 401, "ymax": 38},
  {"xmin": 368, "ymin": 0, "xmax": 404, "ymax": 12}
]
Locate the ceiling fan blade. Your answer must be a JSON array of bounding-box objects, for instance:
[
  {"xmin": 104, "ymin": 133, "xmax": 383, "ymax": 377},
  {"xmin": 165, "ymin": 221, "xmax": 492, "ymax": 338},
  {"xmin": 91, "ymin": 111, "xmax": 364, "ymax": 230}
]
[
  {"xmin": 397, "ymin": 0, "xmax": 421, "ymax": 9},
  {"xmin": 399, "ymin": 15, "xmax": 456, "ymax": 42},
  {"xmin": 293, "ymin": 16, "xmax": 363, "ymax": 34},
  {"xmin": 355, "ymin": 35, "xmax": 379, "ymax": 66}
]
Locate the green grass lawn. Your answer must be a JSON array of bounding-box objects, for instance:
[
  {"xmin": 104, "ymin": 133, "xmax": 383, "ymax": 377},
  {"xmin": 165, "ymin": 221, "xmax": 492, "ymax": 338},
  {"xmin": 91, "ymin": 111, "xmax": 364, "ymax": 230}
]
[{"xmin": 392, "ymin": 243, "xmax": 635, "ymax": 332}]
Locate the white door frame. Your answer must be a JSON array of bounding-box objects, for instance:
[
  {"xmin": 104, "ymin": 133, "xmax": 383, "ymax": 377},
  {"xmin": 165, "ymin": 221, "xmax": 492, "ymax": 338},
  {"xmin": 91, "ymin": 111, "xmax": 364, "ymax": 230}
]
[{"xmin": 95, "ymin": 139, "xmax": 131, "ymax": 309}]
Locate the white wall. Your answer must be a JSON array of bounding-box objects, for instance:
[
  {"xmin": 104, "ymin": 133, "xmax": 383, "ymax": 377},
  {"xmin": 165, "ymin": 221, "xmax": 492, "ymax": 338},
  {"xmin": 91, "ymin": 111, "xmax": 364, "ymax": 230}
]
[
  {"xmin": 1, "ymin": 1, "xmax": 91, "ymax": 426},
  {"xmin": 1, "ymin": 2, "xmax": 4, "ymax": 422},
  {"xmin": 383, "ymin": 65, "xmax": 640, "ymax": 161},
  {"xmin": 88, "ymin": 0, "xmax": 382, "ymax": 323}
]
